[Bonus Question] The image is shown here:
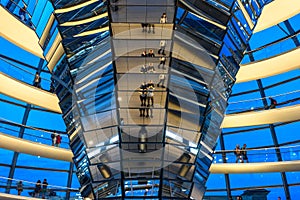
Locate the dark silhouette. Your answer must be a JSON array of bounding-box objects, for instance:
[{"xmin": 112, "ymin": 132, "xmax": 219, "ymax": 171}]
[{"xmin": 269, "ymin": 97, "xmax": 277, "ymax": 109}]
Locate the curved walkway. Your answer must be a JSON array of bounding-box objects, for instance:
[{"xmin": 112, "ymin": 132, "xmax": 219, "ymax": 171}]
[
  {"xmin": 0, "ymin": 73, "xmax": 62, "ymax": 113},
  {"xmin": 236, "ymin": 47, "xmax": 300, "ymax": 83},
  {"xmin": 0, "ymin": 6, "xmax": 43, "ymax": 58},
  {"xmin": 2, "ymin": 131, "xmax": 300, "ymax": 174},
  {"xmin": 55, "ymin": 0, "xmax": 98, "ymax": 14},
  {"xmin": 210, "ymin": 160, "xmax": 300, "ymax": 174},
  {"xmin": 221, "ymin": 104, "xmax": 300, "ymax": 128},
  {"xmin": 0, "ymin": 132, "xmax": 73, "ymax": 162},
  {"xmin": 254, "ymin": 0, "xmax": 300, "ymax": 33},
  {"xmin": 0, "ymin": 193, "xmax": 43, "ymax": 200}
]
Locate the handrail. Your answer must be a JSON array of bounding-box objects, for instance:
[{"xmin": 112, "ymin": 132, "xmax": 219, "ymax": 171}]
[
  {"xmin": 245, "ymin": 29, "xmax": 300, "ymax": 55},
  {"xmin": 214, "ymin": 143, "xmax": 300, "ymax": 154},
  {"xmin": 229, "ymin": 90, "xmax": 300, "ymax": 104},
  {"xmin": 213, "ymin": 145, "xmax": 300, "ymax": 163},
  {"xmin": 0, "ymin": 176, "xmax": 79, "ymax": 191},
  {"xmin": 1, "ymin": 0, "xmax": 36, "ymax": 30},
  {"xmin": 226, "ymin": 90, "xmax": 300, "ymax": 114}
]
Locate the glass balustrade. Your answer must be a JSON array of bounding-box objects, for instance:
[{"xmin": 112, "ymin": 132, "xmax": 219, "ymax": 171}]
[
  {"xmin": 0, "ymin": 177, "xmax": 81, "ymax": 199},
  {"xmin": 213, "ymin": 145, "xmax": 300, "ymax": 163},
  {"xmin": 1, "ymin": 0, "xmax": 36, "ymax": 29},
  {"xmin": 226, "ymin": 90, "xmax": 300, "ymax": 114},
  {"xmin": 242, "ymin": 32, "xmax": 300, "ymax": 64},
  {"xmin": 0, "ymin": 119, "xmax": 70, "ymax": 149}
]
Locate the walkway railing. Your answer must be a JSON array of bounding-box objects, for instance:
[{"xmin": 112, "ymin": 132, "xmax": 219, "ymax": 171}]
[
  {"xmin": 213, "ymin": 145, "xmax": 300, "ymax": 163},
  {"xmin": 0, "ymin": 58, "xmax": 52, "ymax": 92},
  {"xmin": 0, "ymin": 118, "xmax": 69, "ymax": 149},
  {"xmin": 242, "ymin": 31, "xmax": 300, "ymax": 64},
  {"xmin": 0, "ymin": 176, "xmax": 79, "ymax": 199},
  {"xmin": 226, "ymin": 90, "xmax": 300, "ymax": 114},
  {"xmin": 1, "ymin": 0, "xmax": 35, "ymax": 29}
]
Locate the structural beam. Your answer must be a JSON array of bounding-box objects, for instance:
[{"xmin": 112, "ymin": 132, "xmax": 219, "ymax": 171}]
[
  {"xmin": 0, "ymin": 6, "xmax": 44, "ymax": 58},
  {"xmin": 254, "ymin": 0, "xmax": 300, "ymax": 33},
  {"xmin": 0, "ymin": 193, "xmax": 43, "ymax": 200},
  {"xmin": 0, "ymin": 73, "xmax": 62, "ymax": 113},
  {"xmin": 221, "ymin": 105, "xmax": 300, "ymax": 128},
  {"xmin": 210, "ymin": 160, "xmax": 300, "ymax": 173},
  {"xmin": 0, "ymin": 132, "xmax": 73, "ymax": 162},
  {"xmin": 236, "ymin": 47, "xmax": 300, "ymax": 83}
]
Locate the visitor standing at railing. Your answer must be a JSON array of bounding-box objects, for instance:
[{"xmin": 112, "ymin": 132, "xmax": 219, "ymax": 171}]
[
  {"xmin": 269, "ymin": 97, "xmax": 277, "ymax": 109},
  {"xmin": 19, "ymin": 5, "xmax": 27, "ymax": 21},
  {"xmin": 42, "ymin": 179, "xmax": 48, "ymax": 199},
  {"xmin": 241, "ymin": 144, "xmax": 249, "ymax": 163},
  {"xmin": 17, "ymin": 181, "xmax": 23, "ymax": 195},
  {"xmin": 234, "ymin": 144, "xmax": 243, "ymax": 163}
]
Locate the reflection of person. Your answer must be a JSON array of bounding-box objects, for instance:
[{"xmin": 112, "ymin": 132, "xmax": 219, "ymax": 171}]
[
  {"xmin": 141, "ymin": 51, "xmax": 147, "ymax": 57},
  {"xmin": 140, "ymin": 65, "xmax": 147, "ymax": 73},
  {"xmin": 148, "ymin": 49, "xmax": 155, "ymax": 57},
  {"xmin": 158, "ymin": 40, "xmax": 166, "ymax": 55},
  {"xmin": 141, "ymin": 23, "xmax": 148, "ymax": 32},
  {"xmin": 147, "ymin": 63, "xmax": 155, "ymax": 73},
  {"xmin": 139, "ymin": 92, "xmax": 147, "ymax": 117},
  {"xmin": 147, "ymin": 85, "xmax": 154, "ymax": 107},
  {"xmin": 148, "ymin": 24, "xmax": 155, "ymax": 34},
  {"xmin": 157, "ymin": 74, "xmax": 166, "ymax": 88},
  {"xmin": 160, "ymin": 13, "xmax": 167, "ymax": 23},
  {"xmin": 241, "ymin": 144, "xmax": 249, "ymax": 163},
  {"xmin": 157, "ymin": 56, "xmax": 166, "ymax": 69}
]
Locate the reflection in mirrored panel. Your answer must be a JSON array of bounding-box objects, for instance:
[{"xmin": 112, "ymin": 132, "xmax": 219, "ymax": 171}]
[
  {"xmin": 115, "ymin": 57, "xmax": 170, "ymax": 73},
  {"xmin": 111, "ymin": 23, "xmax": 173, "ymax": 39},
  {"xmin": 110, "ymin": 5, "xmax": 175, "ymax": 23},
  {"xmin": 113, "ymin": 39, "xmax": 172, "ymax": 57}
]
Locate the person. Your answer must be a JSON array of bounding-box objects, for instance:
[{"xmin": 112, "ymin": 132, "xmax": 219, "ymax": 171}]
[
  {"xmin": 148, "ymin": 49, "xmax": 155, "ymax": 57},
  {"xmin": 42, "ymin": 179, "xmax": 48, "ymax": 199},
  {"xmin": 140, "ymin": 64, "xmax": 147, "ymax": 73},
  {"xmin": 141, "ymin": 51, "xmax": 147, "ymax": 57},
  {"xmin": 147, "ymin": 85, "xmax": 154, "ymax": 107},
  {"xmin": 148, "ymin": 24, "xmax": 155, "ymax": 34},
  {"xmin": 35, "ymin": 180, "xmax": 42, "ymax": 197},
  {"xmin": 17, "ymin": 181, "xmax": 23, "ymax": 195},
  {"xmin": 157, "ymin": 74, "xmax": 166, "ymax": 88},
  {"xmin": 158, "ymin": 40, "xmax": 166, "ymax": 55},
  {"xmin": 241, "ymin": 144, "xmax": 249, "ymax": 163},
  {"xmin": 234, "ymin": 144, "xmax": 243, "ymax": 163},
  {"xmin": 277, "ymin": 197, "xmax": 281, "ymax": 200},
  {"xmin": 139, "ymin": 92, "xmax": 147, "ymax": 117},
  {"xmin": 157, "ymin": 56, "xmax": 166, "ymax": 69},
  {"xmin": 269, "ymin": 97, "xmax": 277, "ymax": 109},
  {"xmin": 147, "ymin": 80, "xmax": 155, "ymax": 88},
  {"xmin": 141, "ymin": 23, "xmax": 148, "ymax": 32},
  {"xmin": 236, "ymin": 196, "xmax": 243, "ymax": 200},
  {"xmin": 33, "ymin": 72, "xmax": 41, "ymax": 88},
  {"xmin": 147, "ymin": 63, "xmax": 155, "ymax": 73},
  {"xmin": 50, "ymin": 82, "xmax": 55, "ymax": 93},
  {"xmin": 55, "ymin": 134, "xmax": 62, "ymax": 147},
  {"xmin": 51, "ymin": 133, "xmax": 56, "ymax": 146},
  {"xmin": 140, "ymin": 82, "xmax": 147, "ymax": 91},
  {"xmin": 160, "ymin": 13, "xmax": 167, "ymax": 23},
  {"xmin": 19, "ymin": 6, "xmax": 27, "ymax": 21}
]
